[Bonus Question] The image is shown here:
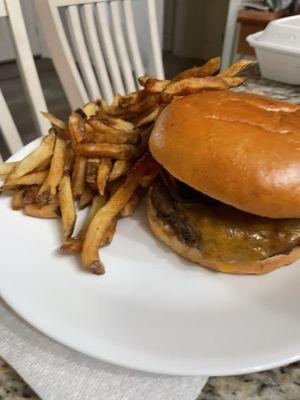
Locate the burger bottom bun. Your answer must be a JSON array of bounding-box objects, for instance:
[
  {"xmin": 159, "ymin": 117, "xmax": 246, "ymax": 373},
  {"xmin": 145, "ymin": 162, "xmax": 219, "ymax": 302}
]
[{"xmin": 147, "ymin": 192, "xmax": 300, "ymax": 275}]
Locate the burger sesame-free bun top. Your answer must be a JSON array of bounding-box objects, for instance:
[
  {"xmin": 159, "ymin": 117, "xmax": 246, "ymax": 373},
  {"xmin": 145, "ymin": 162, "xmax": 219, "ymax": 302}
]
[{"xmin": 149, "ymin": 91, "xmax": 300, "ymax": 218}]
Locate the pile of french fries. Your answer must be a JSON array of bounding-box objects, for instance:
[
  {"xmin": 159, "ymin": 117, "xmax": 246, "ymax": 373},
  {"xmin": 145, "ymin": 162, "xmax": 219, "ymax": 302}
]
[{"xmin": 0, "ymin": 58, "xmax": 255, "ymax": 275}]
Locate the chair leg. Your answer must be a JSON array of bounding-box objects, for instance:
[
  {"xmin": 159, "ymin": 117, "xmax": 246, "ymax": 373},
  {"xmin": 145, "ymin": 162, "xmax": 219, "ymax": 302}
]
[{"xmin": 221, "ymin": 0, "xmax": 241, "ymax": 70}]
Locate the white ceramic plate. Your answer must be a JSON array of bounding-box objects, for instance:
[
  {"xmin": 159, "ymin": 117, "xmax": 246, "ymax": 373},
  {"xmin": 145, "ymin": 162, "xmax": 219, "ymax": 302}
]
[{"xmin": 1, "ymin": 140, "xmax": 300, "ymax": 376}]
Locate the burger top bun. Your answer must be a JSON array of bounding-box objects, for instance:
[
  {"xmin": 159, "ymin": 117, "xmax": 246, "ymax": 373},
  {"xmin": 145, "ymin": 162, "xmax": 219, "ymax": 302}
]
[{"xmin": 149, "ymin": 91, "xmax": 300, "ymax": 218}]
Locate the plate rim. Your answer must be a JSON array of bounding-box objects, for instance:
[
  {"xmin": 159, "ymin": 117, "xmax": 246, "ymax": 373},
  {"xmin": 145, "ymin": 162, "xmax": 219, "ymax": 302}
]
[{"xmin": 2, "ymin": 282, "xmax": 300, "ymax": 377}]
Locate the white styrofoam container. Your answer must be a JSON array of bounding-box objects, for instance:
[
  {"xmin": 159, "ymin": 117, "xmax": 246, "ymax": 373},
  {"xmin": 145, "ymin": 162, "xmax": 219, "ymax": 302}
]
[{"xmin": 247, "ymin": 15, "xmax": 300, "ymax": 85}]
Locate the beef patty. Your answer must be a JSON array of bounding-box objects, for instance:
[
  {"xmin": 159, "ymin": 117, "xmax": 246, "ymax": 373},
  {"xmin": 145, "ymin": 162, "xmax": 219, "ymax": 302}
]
[{"xmin": 150, "ymin": 173, "xmax": 300, "ymax": 263}]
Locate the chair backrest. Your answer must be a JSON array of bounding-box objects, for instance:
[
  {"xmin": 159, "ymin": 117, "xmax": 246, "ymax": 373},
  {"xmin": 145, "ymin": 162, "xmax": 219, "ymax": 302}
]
[
  {"xmin": 0, "ymin": 88, "xmax": 23, "ymax": 161},
  {"xmin": 34, "ymin": 0, "xmax": 164, "ymax": 108},
  {"xmin": 1, "ymin": 0, "xmax": 50, "ymax": 136}
]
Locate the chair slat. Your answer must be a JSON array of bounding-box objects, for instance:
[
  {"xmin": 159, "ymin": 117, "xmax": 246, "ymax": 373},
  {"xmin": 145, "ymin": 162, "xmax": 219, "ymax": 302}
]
[
  {"xmin": 123, "ymin": 0, "xmax": 144, "ymax": 80},
  {"xmin": 147, "ymin": 0, "xmax": 164, "ymax": 79},
  {"xmin": 5, "ymin": 0, "xmax": 50, "ymax": 135},
  {"xmin": 0, "ymin": 0, "xmax": 7, "ymax": 17},
  {"xmin": 82, "ymin": 4, "xmax": 113, "ymax": 103},
  {"xmin": 221, "ymin": 0, "xmax": 241, "ymax": 70},
  {"xmin": 35, "ymin": 0, "xmax": 165, "ymax": 106},
  {"xmin": 66, "ymin": 6, "xmax": 101, "ymax": 100},
  {"xmin": 0, "ymin": 89, "xmax": 23, "ymax": 158},
  {"xmin": 34, "ymin": 0, "xmax": 89, "ymax": 108},
  {"xmin": 109, "ymin": 1, "xmax": 136, "ymax": 93},
  {"xmin": 96, "ymin": 2, "xmax": 125, "ymax": 95},
  {"xmin": 55, "ymin": 0, "xmax": 100, "ymax": 6}
]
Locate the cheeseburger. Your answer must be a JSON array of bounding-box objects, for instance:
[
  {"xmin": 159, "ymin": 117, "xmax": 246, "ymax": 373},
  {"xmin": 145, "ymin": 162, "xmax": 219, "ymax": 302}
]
[{"xmin": 147, "ymin": 90, "xmax": 300, "ymax": 275}]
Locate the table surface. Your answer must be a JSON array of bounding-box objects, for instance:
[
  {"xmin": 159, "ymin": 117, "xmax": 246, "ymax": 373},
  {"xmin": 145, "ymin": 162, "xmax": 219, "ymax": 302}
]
[{"xmin": 1, "ymin": 71, "xmax": 300, "ymax": 400}]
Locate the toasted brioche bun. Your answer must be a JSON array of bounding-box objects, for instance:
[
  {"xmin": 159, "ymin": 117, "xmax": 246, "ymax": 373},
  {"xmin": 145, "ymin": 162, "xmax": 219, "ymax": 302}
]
[
  {"xmin": 147, "ymin": 190, "xmax": 300, "ymax": 275},
  {"xmin": 149, "ymin": 91, "xmax": 300, "ymax": 218}
]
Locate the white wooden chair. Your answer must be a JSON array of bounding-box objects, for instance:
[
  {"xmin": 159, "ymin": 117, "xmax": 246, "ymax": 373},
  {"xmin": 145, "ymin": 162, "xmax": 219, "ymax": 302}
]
[
  {"xmin": 0, "ymin": 0, "xmax": 50, "ymax": 136},
  {"xmin": 34, "ymin": 0, "xmax": 165, "ymax": 108},
  {"xmin": 0, "ymin": 89, "xmax": 23, "ymax": 161},
  {"xmin": 221, "ymin": 0, "xmax": 242, "ymax": 70}
]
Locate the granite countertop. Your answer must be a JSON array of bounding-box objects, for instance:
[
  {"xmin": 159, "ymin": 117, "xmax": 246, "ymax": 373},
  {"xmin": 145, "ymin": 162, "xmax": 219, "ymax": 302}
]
[
  {"xmin": 1, "ymin": 358, "xmax": 300, "ymax": 400},
  {"xmin": 1, "ymin": 72, "xmax": 300, "ymax": 400}
]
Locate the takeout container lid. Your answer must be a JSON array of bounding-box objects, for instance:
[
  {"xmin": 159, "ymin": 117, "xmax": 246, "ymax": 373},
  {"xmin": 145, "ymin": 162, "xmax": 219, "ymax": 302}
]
[
  {"xmin": 246, "ymin": 15, "xmax": 300, "ymax": 85},
  {"xmin": 247, "ymin": 15, "xmax": 300, "ymax": 56}
]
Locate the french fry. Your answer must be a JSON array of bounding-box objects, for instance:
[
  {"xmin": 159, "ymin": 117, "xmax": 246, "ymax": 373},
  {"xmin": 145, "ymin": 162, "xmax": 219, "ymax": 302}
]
[
  {"xmin": 71, "ymin": 155, "xmax": 87, "ymax": 199},
  {"xmin": 5, "ymin": 132, "xmax": 55, "ymax": 184},
  {"xmin": 84, "ymin": 130, "xmax": 139, "ymax": 145},
  {"xmin": 172, "ymin": 57, "xmax": 220, "ymax": 81},
  {"xmin": 74, "ymin": 107, "xmax": 87, "ymax": 119},
  {"xmin": 68, "ymin": 112, "xmax": 85, "ymax": 144},
  {"xmin": 99, "ymin": 217, "xmax": 117, "ymax": 246},
  {"xmin": 0, "ymin": 162, "xmax": 18, "ymax": 177},
  {"xmin": 59, "ymin": 174, "xmax": 76, "ymax": 238},
  {"xmin": 86, "ymin": 117, "xmax": 107, "ymax": 131},
  {"xmin": 3, "ymin": 170, "xmax": 48, "ymax": 189},
  {"xmin": 85, "ymin": 122, "xmax": 94, "ymax": 132},
  {"xmin": 36, "ymin": 136, "xmax": 67, "ymax": 205},
  {"xmin": 138, "ymin": 76, "xmax": 171, "ymax": 93},
  {"xmin": 22, "ymin": 186, "xmax": 40, "ymax": 205},
  {"xmin": 61, "ymin": 218, "xmax": 117, "ymax": 253},
  {"xmin": 111, "ymin": 93, "xmax": 122, "ymax": 107},
  {"xmin": 82, "ymin": 102, "xmax": 97, "ymax": 118},
  {"xmin": 137, "ymin": 77, "xmax": 148, "ymax": 87},
  {"xmin": 60, "ymin": 238, "xmax": 82, "ymax": 254},
  {"xmin": 160, "ymin": 93, "xmax": 173, "ymax": 104},
  {"xmin": 97, "ymin": 158, "xmax": 113, "ymax": 195},
  {"xmin": 163, "ymin": 76, "xmax": 228, "ymax": 96},
  {"xmin": 61, "ymin": 194, "xmax": 107, "ymax": 253},
  {"xmin": 108, "ymin": 160, "xmax": 130, "ymax": 181},
  {"xmin": 218, "ymin": 59, "xmax": 256, "ymax": 78},
  {"xmin": 120, "ymin": 189, "xmax": 143, "ymax": 217},
  {"xmin": 41, "ymin": 111, "xmax": 66, "ymax": 130},
  {"xmin": 24, "ymin": 203, "xmax": 60, "ymax": 218},
  {"xmin": 82, "ymin": 174, "xmax": 138, "ymax": 273},
  {"xmin": 11, "ymin": 189, "xmax": 24, "ymax": 210},
  {"xmin": 98, "ymin": 115, "xmax": 134, "ymax": 133},
  {"xmin": 79, "ymin": 185, "xmax": 95, "ymax": 209},
  {"xmin": 81, "ymin": 194, "xmax": 107, "ymax": 235},
  {"xmin": 86, "ymin": 158, "xmax": 100, "ymax": 187},
  {"xmin": 64, "ymin": 145, "xmax": 75, "ymax": 173},
  {"xmin": 103, "ymin": 93, "xmax": 159, "ymax": 117},
  {"xmin": 75, "ymin": 142, "xmax": 138, "ymax": 160},
  {"xmin": 96, "ymin": 98, "xmax": 109, "ymax": 113},
  {"xmin": 118, "ymin": 90, "xmax": 142, "ymax": 108},
  {"xmin": 100, "ymin": 93, "xmax": 124, "ymax": 115},
  {"xmin": 132, "ymin": 107, "xmax": 159, "ymax": 128},
  {"xmin": 34, "ymin": 157, "xmax": 51, "ymax": 172},
  {"xmin": 126, "ymin": 93, "xmax": 160, "ymax": 114},
  {"xmin": 87, "ymin": 117, "xmax": 130, "ymax": 136},
  {"xmin": 222, "ymin": 76, "xmax": 247, "ymax": 88}
]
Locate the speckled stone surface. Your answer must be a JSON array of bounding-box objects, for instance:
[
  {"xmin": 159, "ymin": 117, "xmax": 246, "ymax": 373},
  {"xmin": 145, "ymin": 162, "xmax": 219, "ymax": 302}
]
[
  {"xmin": 234, "ymin": 65, "xmax": 300, "ymax": 103},
  {"xmin": 1, "ymin": 358, "xmax": 300, "ymax": 400},
  {"xmin": 0, "ymin": 359, "xmax": 38, "ymax": 399},
  {"xmin": 197, "ymin": 363, "xmax": 300, "ymax": 400},
  {"xmin": 1, "ymin": 72, "xmax": 300, "ymax": 400}
]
